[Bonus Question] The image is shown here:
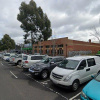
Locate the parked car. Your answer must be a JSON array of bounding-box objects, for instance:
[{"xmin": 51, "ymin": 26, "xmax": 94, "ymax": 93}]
[
  {"xmin": 80, "ymin": 74, "xmax": 100, "ymax": 100},
  {"xmin": 96, "ymin": 54, "xmax": 100, "ymax": 57},
  {"xmin": 9, "ymin": 55, "xmax": 18, "ymax": 63},
  {"xmin": 0, "ymin": 52, "xmax": 3, "ymax": 58},
  {"xmin": 22, "ymin": 55, "xmax": 46, "ymax": 70},
  {"xmin": 29, "ymin": 56, "xmax": 64, "ymax": 79},
  {"xmin": 12, "ymin": 54, "xmax": 26, "ymax": 65},
  {"xmin": 3, "ymin": 53, "xmax": 10, "ymax": 60},
  {"xmin": 50, "ymin": 56, "xmax": 100, "ymax": 91}
]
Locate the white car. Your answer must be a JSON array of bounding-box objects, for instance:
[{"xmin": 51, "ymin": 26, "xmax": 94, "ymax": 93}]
[
  {"xmin": 12, "ymin": 54, "xmax": 26, "ymax": 65},
  {"xmin": 22, "ymin": 55, "xmax": 46, "ymax": 70},
  {"xmin": 3, "ymin": 53, "xmax": 11, "ymax": 60},
  {"xmin": 50, "ymin": 56, "xmax": 100, "ymax": 91}
]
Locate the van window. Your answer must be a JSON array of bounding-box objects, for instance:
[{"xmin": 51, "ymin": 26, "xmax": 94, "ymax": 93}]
[
  {"xmin": 23, "ymin": 56, "xmax": 28, "ymax": 60},
  {"xmin": 87, "ymin": 58, "xmax": 96, "ymax": 67},
  {"xmin": 31, "ymin": 56, "xmax": 44, "ymax": 60},
  {"xmin": 77, "ymin": 60, "xmax": 86, "ymax": 70},
  {"xmin": 4, "ymin": 54, "xmax": 10, "ymax": 56}
]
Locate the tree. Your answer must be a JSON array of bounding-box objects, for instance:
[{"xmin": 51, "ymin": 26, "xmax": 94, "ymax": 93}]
[
  {"xmin": 0, "ymin": 34, "xmax": 15, "ymax": 51},
  {"xmin": 17, "ymin": 0, "xmax": 52, "ymax": 45},
  {"xmin": 90, "ymin": 18, "xmax": 100, "ymax": 43},
  {"xmin": 23, "ymin": 33, "xmax": 30, "ymax": 44}
]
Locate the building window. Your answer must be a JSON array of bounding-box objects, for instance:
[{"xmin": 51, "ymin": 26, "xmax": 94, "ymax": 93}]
[
  {"xmin": 46, "ymin": 49, "xmax": 50, "ymax": 55},
  {"xmin": 51, "ymin": 45, "xmax": 56, "ymax": 47},
  {"xmin": 51, "ymin": 49, "xmax": 56, "ymax": 55},
  {"xmin": 58, "ymin": 44, "xmax": 63, "ymax": 47},
  {"xmin": 46, "ymin": 45, "xmax": 50, "ymax": 48},
  {"xmin": 34, "ymin": 46, "xmax": 37, "ymax": 48},
  {"xmin": 34, "ymin": 49, "xmax": 37, "ymax": 53},
  {"xmin": 57, "ymin": 48, "xmax": 63, "ymax": 55},
  {"xmin": 39, "ymin": 50, "xmax": 43, "ymax": 54},
  {"xmin": 39, "ymin": 46, "xmax": 43, "ymax": 48}
]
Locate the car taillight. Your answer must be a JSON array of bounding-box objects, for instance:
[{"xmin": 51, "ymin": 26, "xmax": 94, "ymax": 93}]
[
  {"xmin": 25, "ymin": 61, "xmax": 28, "ymax": 63},
  {"xmin": 12, "ymin": 58, "xmax": 15, "ymax": 61}
]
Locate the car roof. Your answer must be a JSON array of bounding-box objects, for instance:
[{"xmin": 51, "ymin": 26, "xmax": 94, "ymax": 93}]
[
  {"xmin": 66, "ymin": 56, "xmax": 98, "ymax": 61},
  {"xmin": 48, "ymin": 56, "xmax": 64, "ymax": 59}
]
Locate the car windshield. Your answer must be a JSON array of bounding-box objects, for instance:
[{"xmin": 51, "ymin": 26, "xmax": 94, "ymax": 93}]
[
  {"xmin": 95, "ymin": 74, "xmax": 100, "ymax": 81},
  {"xmin": 41, "ymin": 57, "xmax": 52, "ymax": 64},
  {"xmin": 4, "ymin": 54, "xmax": 10, "ymax": 56},
  {"xmin": 11, "ymin": 55, "xmax": 16, "ymax": 57},
  {"xmin": 58, "ymin": 59, "xmax": 79, "ymax": 70}
]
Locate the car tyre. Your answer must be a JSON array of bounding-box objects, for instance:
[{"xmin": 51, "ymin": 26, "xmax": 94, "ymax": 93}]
[
  {"xmin": 41, "ymin": 70, "xmax": 48, "ymax": 79},
  {"xmin": 72, "ymin": 80, "xmax": 79, "ymax": 91},
  {"xmin": 17, "ymin": 61, "xmax": 21, "ymax": 65}
]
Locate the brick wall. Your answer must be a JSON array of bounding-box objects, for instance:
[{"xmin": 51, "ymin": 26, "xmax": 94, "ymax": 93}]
[{"xmin": 33, "ymin": 37, "xmax": 100, "ymax": 57}]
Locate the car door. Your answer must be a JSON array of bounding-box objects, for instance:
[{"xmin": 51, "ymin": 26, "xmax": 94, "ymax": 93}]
[
  {"xmin": 77, "ymin": 59, "xmax": 89, "ymax": 84},
  {"xmin": 86, "ymin": 58, "xmax": 96, "ymax": 79},
  {"xmin": 50, "ymin": 58, "xmax": 58, "ymax": 71}
]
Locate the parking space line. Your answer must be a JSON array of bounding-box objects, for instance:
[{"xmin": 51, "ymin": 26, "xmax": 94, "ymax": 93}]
[
  {"xmin": 1, "ymin": 63, "xmax": 3, "ymax": 66},
  {"xmin": 41, "ymin": 80, "xmax": 50, "ymax": 83},
  {"xmin": 23, "ymin": 73, "xmax": 68, "ymax": 100},
  {"xmin": 10, "ymin": 71, "xmax": 18, "ymax": 79},
  {"xmin": 69, "ymin": 92, "xmax": 81, "ymax": 100}
]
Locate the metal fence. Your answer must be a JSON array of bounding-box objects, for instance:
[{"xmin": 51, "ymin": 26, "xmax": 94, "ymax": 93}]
[{"xmin": 68, "ymin": 51, "xmax": 92, "ymax": 57}]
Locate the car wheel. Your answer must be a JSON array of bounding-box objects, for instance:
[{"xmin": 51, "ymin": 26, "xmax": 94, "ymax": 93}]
[
  {"xmin": 72, "ymin": 80, "xmax": 79, "ymax": 91},
  {"xmin": 17, "ymin": 61, "xmax": 21, "ymax": 65},
  {"xmin": 41, "ymin": 70, "xmax": 48, "ymax": 79}
]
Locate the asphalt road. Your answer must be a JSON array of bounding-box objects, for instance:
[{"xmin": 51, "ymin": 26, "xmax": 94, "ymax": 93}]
[{"xmin": 0, "ymin": 60, "xmax": 89, "ymax": 100}]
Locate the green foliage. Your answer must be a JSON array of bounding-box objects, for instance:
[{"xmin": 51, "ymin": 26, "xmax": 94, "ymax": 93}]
[
  {"xmin": 0, "ymin": 34, "xmax": 15, "ymax": 51},
  {"xmin": 23, "ymin": 33, "xmax": 30, "ymax": 44},
  {"xmin": 17, "ymin": 0, "xmax": 52, "ymax": 44}
]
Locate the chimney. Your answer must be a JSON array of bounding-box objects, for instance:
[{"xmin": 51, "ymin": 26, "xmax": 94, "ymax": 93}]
[{"xmin": 89, "ymin": 39, "xmax": 91, "ymax": 43}]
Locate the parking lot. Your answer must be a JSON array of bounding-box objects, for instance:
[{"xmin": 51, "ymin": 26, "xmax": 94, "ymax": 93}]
[{"xmin": 0, "ymin": 59, "xmax": 90, "ymax": 100}]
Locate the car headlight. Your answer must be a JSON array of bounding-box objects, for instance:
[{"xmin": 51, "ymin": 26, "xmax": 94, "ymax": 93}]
[
  {"xmin": 81, "ymin": 91, "xmax": 88, "ymax": 99},
  {"xmin": 63, "ymin": 75, "xmax": 72, "ymax": 82}
]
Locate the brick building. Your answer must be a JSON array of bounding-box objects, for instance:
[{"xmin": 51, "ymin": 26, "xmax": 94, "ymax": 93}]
[{"xmin": 33, "ymin": 37, "xmax": 100, "ymax": 57}]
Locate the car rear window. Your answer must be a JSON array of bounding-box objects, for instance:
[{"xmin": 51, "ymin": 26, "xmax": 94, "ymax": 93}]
[
  {"xmin": 4, "ymin": 54, "xmax": 10, "ymax": 56},
  {"xmin": 31, "ymin": 56, "xmax": 44, "ymax": 60},
  {"xmin": 23, "ymin": 56, "xmax": 28, "ymax": 60},
  {"xmin": 87, "ymin": 58, "xmax": 96, "ymax": 67}
]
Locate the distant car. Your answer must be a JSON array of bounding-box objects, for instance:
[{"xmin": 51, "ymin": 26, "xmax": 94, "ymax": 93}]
[
  {"xmin": 3, "ymin": 53, "xmax": 10, "ymax": 60},
  {"xmin": 12, "ymin": 54, "xmax": 26, "ymax": 65},
  {"xmin": 80, "ymin": 74, "xmax": 100, "ymax": 100},
  {"xmin": 22, "ymin": 55, "xmax": 46, "ymax": 70},
  {"xmin": 9, "ymin": 55, "xmax": 17, "ymax": 63},
  {"xmin": 96, "ymin": 54, "xmax": 100, "ymax": 57},
  {"xmin": 29, "ymin": 56, "xmax": 64, "ymax": 79}
]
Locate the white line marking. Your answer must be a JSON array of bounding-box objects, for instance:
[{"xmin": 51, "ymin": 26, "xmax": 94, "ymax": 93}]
[
  {"xmin": 24, "ymin": 73, "xmax": 68, "ymax": 100},
  {"xmin": 10, "ymin": 71, "xmax": 18, "ymax": 79},
  {"xmin": 42, "ymin": 82, "xmax": 48, "ymax": 85},
  {"xmin": 41, "ymin": 80, "xmax": 50, "ymax": 83},
  {"xmin": 69, "ymin": 92, "xmax": 81, "ymax": 100},
  {"xmin": 1, "ymin": 63, "xmax": 3, "ymax": 66}
]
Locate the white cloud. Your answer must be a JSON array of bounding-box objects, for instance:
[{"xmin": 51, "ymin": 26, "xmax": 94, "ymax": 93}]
[{"xmin": 0, "ymin": 0, "xmax": 100, "ymax": 44}]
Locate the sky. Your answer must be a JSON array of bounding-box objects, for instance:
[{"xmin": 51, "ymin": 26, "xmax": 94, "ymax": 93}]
[{"xmin": 0, "ymin": 0, "xmax": 100, "ymax": 44}]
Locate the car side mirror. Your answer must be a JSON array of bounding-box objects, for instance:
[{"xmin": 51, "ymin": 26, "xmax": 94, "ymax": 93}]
[{"xmin": 91, "ymin": 75, "xmax": 94, "ymax": 79}]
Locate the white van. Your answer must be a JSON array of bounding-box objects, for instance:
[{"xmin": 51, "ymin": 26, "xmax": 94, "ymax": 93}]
[{"xmin": 50, "ymin": 56, "xmax": 100, "ymax": 91}]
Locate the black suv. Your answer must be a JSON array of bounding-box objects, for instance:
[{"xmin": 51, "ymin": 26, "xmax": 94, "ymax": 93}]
[{"xmin": 29, "ymin": 56, "xmax": 64, "ymax": 79}]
